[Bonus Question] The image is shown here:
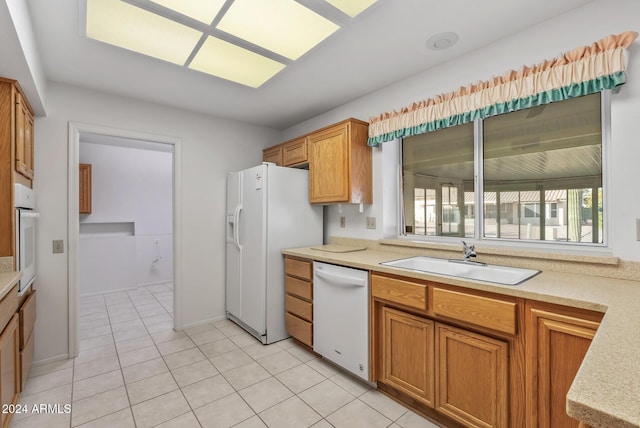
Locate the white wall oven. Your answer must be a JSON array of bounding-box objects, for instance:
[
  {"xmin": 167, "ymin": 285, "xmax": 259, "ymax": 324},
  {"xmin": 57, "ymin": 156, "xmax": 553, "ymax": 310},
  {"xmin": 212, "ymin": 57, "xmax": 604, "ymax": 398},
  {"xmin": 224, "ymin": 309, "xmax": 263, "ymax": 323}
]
[{"xmin": 14, "ymin": 184, "xmax": 39, "ymax": 295}]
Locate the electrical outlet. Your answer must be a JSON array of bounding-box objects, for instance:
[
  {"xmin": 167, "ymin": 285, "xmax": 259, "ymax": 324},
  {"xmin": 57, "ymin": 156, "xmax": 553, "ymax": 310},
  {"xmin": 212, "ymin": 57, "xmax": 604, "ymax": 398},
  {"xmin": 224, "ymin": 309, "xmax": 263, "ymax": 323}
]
[
  {"xmin": 366, "ymin": 217, "xmax": 376, "ymax": 229},
  {"xmin": 53, "ymin": 240, "xmax": 64, "ymax": 254},
  {"xmin": 340, "ymin": 216, "xmax": 346, "ymax": 228}
]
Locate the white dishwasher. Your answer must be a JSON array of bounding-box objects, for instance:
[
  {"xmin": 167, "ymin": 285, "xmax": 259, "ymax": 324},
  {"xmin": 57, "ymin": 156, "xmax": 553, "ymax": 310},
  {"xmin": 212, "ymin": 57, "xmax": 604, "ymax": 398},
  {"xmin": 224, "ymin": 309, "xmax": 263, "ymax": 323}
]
[{"xmin": 313, "ymin": 262, "xmax": 369, "ymax": 381}]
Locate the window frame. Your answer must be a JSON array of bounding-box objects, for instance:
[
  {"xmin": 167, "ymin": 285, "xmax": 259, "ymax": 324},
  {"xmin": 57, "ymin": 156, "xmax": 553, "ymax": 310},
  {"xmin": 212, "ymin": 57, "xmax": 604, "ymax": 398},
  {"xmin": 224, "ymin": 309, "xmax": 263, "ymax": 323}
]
[{"xmin": 398, "ymin": 90, "xmax": 612, "ymax": 251}]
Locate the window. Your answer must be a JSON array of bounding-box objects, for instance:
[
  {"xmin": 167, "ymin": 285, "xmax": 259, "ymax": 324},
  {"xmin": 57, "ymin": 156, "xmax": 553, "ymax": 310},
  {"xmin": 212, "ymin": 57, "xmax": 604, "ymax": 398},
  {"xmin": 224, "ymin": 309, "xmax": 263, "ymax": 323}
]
[
  {"xmin": 402, "ymin": 122, "xmax": 474, "ymax": 238},
  {"xmin": 523, "ymin": 203, "xmax": 540, "ymax": 218},
  {"xmin": 401, "ymin": 92, "xmax": 605, "ymax": 245}
]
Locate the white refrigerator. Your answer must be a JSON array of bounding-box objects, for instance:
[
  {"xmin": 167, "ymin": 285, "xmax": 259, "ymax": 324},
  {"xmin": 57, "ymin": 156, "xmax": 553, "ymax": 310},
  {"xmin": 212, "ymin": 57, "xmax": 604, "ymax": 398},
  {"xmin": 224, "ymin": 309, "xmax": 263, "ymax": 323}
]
[{"xmin": 226, "ymin": 163, "xmax": 323, "ymax": 344}]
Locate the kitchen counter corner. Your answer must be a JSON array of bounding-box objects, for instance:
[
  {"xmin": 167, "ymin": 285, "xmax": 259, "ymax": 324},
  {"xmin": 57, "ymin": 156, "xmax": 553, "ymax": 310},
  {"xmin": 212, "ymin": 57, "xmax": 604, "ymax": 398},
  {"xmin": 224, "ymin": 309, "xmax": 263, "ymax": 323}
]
[
  {"xmin": 282, "ymin": 245, "xmax": 640, "ymax": 428},
  {"xmin": 0, "ymin": 271, "xmax": 21, "ymax": 300}
]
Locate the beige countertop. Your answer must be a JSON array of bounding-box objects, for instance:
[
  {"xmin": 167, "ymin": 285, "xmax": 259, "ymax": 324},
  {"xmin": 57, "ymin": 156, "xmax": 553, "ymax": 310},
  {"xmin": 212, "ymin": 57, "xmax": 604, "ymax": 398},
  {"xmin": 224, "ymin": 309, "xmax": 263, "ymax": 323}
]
[
  {"xmin": 282, "ymin": 245, "xmax": 640, "ymax": 428},
  {"xmin": 0, "ymin": 271, "xmax": 21, "ymax": 301}
]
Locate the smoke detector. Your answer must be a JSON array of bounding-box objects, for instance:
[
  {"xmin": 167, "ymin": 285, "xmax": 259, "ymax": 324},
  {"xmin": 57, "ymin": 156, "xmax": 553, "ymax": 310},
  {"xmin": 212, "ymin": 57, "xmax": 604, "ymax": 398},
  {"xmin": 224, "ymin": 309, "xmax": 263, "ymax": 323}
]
[{"xmin": 426, "ymin": 32, "xmax": 459, "ymax": 50}]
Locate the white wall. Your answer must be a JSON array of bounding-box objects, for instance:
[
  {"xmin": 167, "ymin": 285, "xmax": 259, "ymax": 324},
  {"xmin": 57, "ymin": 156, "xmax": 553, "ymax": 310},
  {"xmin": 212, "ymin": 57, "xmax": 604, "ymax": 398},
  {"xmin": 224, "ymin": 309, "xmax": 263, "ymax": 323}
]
[
  {"xmin": 34, "ymin": 83, "xmax": 280, "ymax": 363},
  {"xmin": 30, "ymin": 0, "xmax": 640, "ymax": 364},
  {"xmin": 78, "ymin": 142, "xmax": 173, "ymax": 295},
  {"xmin": 1, "ymin": 0, "xmax": 47, "ymax": 114},
  {"xmin": 284, "ymin": 0, "xmax": 640, "ymax": 261}
]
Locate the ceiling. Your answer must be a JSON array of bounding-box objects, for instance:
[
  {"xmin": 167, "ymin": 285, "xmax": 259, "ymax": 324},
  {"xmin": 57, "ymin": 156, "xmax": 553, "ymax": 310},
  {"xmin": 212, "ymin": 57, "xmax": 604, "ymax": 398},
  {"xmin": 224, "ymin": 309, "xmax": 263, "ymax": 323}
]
[{"xmin": 22, "ymin": 0, "xmax": 595, "ymax": 129}]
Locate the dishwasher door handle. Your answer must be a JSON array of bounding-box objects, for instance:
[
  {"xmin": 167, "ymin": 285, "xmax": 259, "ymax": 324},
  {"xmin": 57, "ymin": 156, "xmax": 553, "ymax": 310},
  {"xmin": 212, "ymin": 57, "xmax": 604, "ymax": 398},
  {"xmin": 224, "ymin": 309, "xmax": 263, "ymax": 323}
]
[{"xmin": 314, "ymin": 268, "xmax": 366, "ymax": 288}]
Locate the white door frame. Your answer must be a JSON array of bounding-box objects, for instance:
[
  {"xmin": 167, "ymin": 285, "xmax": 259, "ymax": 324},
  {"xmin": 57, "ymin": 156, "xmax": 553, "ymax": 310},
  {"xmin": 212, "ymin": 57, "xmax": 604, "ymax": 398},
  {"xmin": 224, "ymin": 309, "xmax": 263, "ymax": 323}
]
[{"xmin": 67, "ymin": 122, "xmax": 183, "ymax": 358}]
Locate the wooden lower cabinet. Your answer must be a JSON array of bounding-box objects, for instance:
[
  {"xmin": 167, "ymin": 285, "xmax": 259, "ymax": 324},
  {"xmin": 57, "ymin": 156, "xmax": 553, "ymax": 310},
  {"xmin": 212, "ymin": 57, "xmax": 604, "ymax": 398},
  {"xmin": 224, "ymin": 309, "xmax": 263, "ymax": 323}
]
[
  {"xmin": 526, "ymin": 303, "xmax": 602, "ymax": 428},
  {"xmin": 436, "ymin": 323, "xmax": 508, "ymax": 428},
  {"xmin": 18, "ymin": 290, "xmax": 35, "ymax": 390},
  {"xmin": 381, "ymin": 307, "xmax": 434, "ymax": 407},
  {"xmin": 0, "ymin": 314, "xmax": 20, "ymax": 428},
  {"xmin": 374, "ymin": 271, "xmax": 605, "ymax": 428},
  {"xmin": 284, "ymin": 257, "xmax": 314, "ymax": 347},
  {"xmin": 0, "ymin": 285, "xmax": 34, "ymax": 427}
]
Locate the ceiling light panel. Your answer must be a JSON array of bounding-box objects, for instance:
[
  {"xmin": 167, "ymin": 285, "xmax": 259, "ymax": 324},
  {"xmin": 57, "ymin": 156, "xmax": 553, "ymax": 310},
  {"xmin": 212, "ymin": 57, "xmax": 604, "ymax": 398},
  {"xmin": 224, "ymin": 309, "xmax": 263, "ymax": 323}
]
[
  {"xmin": 86, "ymin": 0, "xmax": 202, "ymax": 65},
  {"xmin": 151, "ymin": 0, "xmax": 226, "ymax": 24},
  {"xmin": 216, "ymin": 0, "xmax": 340, "ymax": 60},
  {"xmin": 189, "ymin": 36, "xmax": 286, "ymax": 88},
  {"xmin": 325, "ymin": 0, "xmax": 377, "ymax": 17}
]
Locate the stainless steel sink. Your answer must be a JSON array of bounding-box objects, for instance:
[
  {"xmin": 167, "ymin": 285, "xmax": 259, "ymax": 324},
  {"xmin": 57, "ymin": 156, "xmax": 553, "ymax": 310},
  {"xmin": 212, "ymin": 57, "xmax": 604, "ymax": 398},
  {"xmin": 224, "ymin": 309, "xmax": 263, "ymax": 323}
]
[{"xmin": 380, "ymin": 256, "xmax": 539, "ymax": 285}]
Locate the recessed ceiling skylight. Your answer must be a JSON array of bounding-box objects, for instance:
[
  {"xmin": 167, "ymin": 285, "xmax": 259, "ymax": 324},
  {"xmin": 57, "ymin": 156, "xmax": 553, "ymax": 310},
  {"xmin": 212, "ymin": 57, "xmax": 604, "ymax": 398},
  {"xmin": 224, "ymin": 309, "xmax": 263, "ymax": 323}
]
[
  {"xmin": 151, "ymin": 0, "xmax": 226, "ymax": 25},
  {"xmin": 325, "ymin": 0, "xmax": 377, "ymax": 17},
  {"xmin": 85, "ymin": 0, "xmax": 376, "ymax": 88},
  {"xmin": 216, "ymin": 0, "xmax": 339, "ymax": 60},
  {"xmin": 86, "ymin": 0, "xmax": 202, "ymax": 65},
  {"xmin": 190, "ymin": 37, "xmax": 286, "ymax": 88}
]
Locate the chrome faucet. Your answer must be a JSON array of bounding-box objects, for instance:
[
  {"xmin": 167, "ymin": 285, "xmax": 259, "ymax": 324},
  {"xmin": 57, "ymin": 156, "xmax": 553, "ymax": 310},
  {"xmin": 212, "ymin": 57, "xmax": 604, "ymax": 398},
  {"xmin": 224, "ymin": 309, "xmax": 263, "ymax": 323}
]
[{"xmin": 462, "ymin": 241, "xmax": 476, "ymax": 262}]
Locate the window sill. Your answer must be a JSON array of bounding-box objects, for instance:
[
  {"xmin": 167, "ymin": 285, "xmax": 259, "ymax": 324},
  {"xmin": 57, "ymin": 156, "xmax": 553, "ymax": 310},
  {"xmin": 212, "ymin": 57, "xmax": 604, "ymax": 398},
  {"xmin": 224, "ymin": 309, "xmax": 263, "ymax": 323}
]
[{"xmin": 380, "ymin": 238, "xmax": 619, "ymax": 266}]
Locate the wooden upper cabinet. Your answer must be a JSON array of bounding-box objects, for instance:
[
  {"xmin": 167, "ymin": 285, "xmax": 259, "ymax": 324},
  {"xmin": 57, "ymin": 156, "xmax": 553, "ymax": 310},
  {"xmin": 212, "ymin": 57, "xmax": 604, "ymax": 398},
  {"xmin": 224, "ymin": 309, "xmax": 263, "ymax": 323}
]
[
  {"xmin": 526, "ymin": 302, "xmax": 603, "ymax": 428},
  {"xmin": 261, "ymin": 118, "xmax": 372, "ymax": 204},
  {"xmin": 15, "ymin": 92, "xmax": 34, "ymax": 182},
  {"xmin": 263, "ymin": 145, "xmax": 283, "ymax": 166},
  {"xmin": 0, "ymin": 78, "xmax": 33, "ymax": 258},
  {"xmin": 79, "ymin": 163, "xmax": 92, "ymax": 214},
  {"xmin": 308, "ymin": 118, "xmax": 372, "ymax": 204},
  {"xmin": 282, "ymin": 138, "xmax": 307, "ymax": 166}
]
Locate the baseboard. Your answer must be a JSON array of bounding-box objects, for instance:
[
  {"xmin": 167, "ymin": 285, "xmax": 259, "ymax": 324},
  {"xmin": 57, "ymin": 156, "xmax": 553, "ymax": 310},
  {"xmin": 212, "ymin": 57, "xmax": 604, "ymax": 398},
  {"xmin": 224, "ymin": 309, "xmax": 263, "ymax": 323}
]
[
  {"xmin": 79, "ymin": 286, "xmax": 137, "ymax": 297},
  {"xmin": 181, "ymin": 315, "xmax": 227, "ymax": 331},
  {"xmin": 137, "ymin": 280, "xmax": 173, "ymax": 288},
  {"xmin": 32, "ymin": 353, "xmax": 71, "ymax": 367}
]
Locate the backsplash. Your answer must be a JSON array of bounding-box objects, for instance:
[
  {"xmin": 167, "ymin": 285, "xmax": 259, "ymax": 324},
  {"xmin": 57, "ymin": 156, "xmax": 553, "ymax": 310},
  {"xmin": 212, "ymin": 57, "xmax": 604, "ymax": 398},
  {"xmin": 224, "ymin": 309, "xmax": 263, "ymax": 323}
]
[{"xmin": 328, "ymin": 237, "xmax": 640, "ymax": 282}]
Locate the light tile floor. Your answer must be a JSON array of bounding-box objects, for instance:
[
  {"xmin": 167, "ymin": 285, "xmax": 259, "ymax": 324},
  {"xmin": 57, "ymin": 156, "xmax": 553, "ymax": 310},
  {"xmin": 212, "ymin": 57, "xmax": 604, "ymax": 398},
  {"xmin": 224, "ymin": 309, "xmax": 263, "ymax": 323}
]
[{"xmin": 10, "ymin": 284, "xmax": 443, "ymax": 428}]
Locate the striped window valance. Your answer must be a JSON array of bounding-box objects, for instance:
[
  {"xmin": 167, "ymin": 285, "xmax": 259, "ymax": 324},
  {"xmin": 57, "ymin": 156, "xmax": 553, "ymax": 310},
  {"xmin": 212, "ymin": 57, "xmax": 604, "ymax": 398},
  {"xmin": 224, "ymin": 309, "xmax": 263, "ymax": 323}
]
[{"xmin": 368, "ymin": 31, "xmax": 638, "ymax": 146}]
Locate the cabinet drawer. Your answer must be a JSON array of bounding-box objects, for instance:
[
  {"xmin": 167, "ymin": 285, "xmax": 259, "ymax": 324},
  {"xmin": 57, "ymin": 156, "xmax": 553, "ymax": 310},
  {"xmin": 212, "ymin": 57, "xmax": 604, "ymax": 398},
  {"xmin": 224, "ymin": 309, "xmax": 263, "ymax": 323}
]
[
  {"xmin": 432, "ymin": 288, "xmax": 516, "ymax": 334},
  {"xmin": 371, "ymin": 274, "xmax": 427, "ymax": 310},
  {"xmin": 0, "ymin": 285, "xmax": 18, "ymax": 333},
  {"xmin": 283, "ymin": 139, "xmax": 308, "ymax": 166},
  {"xmin": 19, "ymin": 290, "xmax": 36, "ymax": 349},
  {"xmin": 286, "ymin": 294, "xmax": 312, "ymax": 322},
  {"xmin": 20, "ymin": 329, "xmax": 34, "ymax": 390},
  {"xmin": 285, "ymin": 258, "xmax": 312, "ymax": 280},
  {"xmin": 286, "ymin": 313, "xmax": 312, "ymax": 347},
  {"xmin": 285, "ymin": 276, "xmax": 312, "ymax": 300}
]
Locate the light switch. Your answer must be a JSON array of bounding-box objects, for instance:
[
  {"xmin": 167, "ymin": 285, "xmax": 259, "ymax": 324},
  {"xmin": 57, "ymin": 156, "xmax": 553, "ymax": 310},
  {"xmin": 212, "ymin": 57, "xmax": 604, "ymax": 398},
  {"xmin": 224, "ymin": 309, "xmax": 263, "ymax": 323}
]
[
  {"xmin": 366, "ymin": 217, "xmax": 376, "ymax": 229},
  {"xmin": 53, "ymin": 240, "xmax": 64, "ymax": 254}
]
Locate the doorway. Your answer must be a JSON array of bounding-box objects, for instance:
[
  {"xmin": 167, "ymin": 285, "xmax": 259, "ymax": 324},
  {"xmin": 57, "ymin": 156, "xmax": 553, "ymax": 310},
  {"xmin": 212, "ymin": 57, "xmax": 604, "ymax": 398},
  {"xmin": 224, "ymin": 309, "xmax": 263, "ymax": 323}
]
[{"xmin": 68, "ymin": 122, "xmax": 183, "ymax": 358}]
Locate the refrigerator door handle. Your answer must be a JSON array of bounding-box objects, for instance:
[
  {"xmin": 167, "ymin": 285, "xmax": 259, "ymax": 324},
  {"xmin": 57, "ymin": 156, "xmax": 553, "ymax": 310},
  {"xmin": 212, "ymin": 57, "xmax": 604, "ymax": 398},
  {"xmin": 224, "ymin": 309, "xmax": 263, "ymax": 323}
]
[{"xmin": 234, "ymin": 205, "xmax": 242, "ymax": 249}]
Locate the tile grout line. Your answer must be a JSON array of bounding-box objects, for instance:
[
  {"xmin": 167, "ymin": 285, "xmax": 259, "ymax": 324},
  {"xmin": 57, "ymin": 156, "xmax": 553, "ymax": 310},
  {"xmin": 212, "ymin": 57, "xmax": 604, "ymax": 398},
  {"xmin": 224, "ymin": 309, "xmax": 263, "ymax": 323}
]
[
  {"xmin": 72, "ymin": 287, "xmax": 169, "ymax": 427},
  {"xmin": 72, "ymin": 293, "xmax": 128, "ymax": 428},
  {"xmin": 23, "ymin": 285, "xmax": 431, "ymax": 428},
  {"xmin": 120, "ymin": 285, "xmax": 177, "ymax": 427}
]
